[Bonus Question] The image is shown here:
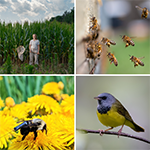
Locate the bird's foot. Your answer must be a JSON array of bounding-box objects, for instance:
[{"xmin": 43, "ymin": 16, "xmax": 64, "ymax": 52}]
[
  {"xmin": 98, "ymin": 129, "xmax": 104, "ymax": 136},
  {"xmin": 117, "ymin": 125, "xmax": 124, "ymax": 138}
]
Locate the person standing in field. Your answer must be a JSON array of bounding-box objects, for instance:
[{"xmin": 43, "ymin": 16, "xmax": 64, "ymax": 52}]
[{"xmin": 29, "ymin": 34, "xmax": 40, "ymax": 65}]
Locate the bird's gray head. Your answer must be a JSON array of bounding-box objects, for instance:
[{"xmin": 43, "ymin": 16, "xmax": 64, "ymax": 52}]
[{"xmin": 94, "ymin": 93, "xmax": 116, "ymax": 114}]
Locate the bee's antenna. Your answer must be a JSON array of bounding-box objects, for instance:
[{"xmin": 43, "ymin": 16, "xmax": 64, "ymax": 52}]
[{"xmin": 129, "ymin": 55, "xmax": 131, "ymax": 57}]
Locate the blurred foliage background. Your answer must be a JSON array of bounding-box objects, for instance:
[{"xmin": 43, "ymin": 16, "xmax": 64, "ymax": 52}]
[
  {"xmin": 106, "ymin": 37, "xmax": 150, "ymax": 74},
  {"xmin": 76, "ymin": 76, "xmax": 150, "ymax": 150},
  {"xmin": 0, "ymin": 76, "xmax": 74, "ymax": 104}
]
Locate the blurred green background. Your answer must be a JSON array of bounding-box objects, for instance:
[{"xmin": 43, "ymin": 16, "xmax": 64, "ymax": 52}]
[
  {"xmin": 106, "ymin": 37, "xmax": 150, "ymax": 74},
  {"xmin": 0, "ymin": 76, "xmax": 74, "ymax": 104},
  {"xmin": 76, "ymin": 76, "xmax": 150, "ymax": 150}
]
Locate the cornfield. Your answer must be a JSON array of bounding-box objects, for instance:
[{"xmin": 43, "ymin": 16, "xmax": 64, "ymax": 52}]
[{"xmin": 0, "ymin": 20, "xmax": 74, "ymax": 74}]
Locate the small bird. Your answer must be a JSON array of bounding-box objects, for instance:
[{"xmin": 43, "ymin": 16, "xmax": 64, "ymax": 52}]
[{"xmin": 94, "ymin": 93, "xmax": 144, "ymax": 136}]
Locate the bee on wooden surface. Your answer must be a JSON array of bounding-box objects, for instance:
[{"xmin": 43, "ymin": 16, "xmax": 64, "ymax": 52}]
[
  {"xmin": 86, "ymin": 41, "xmax": 102, "ymax": 60},
  {"xmin": 121, "ymin": 35, "xmax": 135, "ymax": 48},
  {"xmin": 89, "ymin": 17, "xmax": 100, "ymax": 31},
  {"xmin": 129, "ymin": 55, "xmax": 144, "ymax": 67},
  {"xmin": 101, "ymin": 37, "xmax": 116, "ymax": 48},
  {"xmin": 82, "ymin": 26, "xmax": 100, "ymax": 42},
  {"xmin": 89, "ymin": 17, "xmax": 98, "ymax": 29},
  {"xmin": 107, "ymin": 52, "xmax": 118, "ymax": 66},
  {"xmin": 135, "ymin": 6, "xmax": 150, "ymax": 19}
]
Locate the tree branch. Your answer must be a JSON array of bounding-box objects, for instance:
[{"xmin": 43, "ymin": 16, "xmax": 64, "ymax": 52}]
[{"xmin": 77, "ymin": 128, "xmax": 150, "ymax": 144}]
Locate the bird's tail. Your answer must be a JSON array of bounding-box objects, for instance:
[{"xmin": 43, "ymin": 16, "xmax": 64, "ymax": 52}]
[{"xmin": 125, "ymin": 120, "xmax": 144, "ymax": 132}]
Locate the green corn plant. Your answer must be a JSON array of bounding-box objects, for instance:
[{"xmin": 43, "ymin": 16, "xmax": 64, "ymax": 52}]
[{"xmin": 0, "ymin": 17, "xmax": 74, "ymax": 74}]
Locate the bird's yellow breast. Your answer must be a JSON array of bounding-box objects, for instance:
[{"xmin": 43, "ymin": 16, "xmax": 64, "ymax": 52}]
[{"xmin": 97, "ymin": 105, "xmax": 126, "ymax": 127}]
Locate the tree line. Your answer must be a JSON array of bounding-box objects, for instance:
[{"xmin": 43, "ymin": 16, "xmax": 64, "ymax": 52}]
[{"xmin": 50, "ymin": 7, "xmax": 74, "ymax": 24}]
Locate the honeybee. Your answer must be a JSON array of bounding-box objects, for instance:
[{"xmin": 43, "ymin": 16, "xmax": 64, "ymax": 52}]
[
  {"xmin": 86, "ymin": 41, "xmax": 102, "ymax": 59},
  {"xmin": 89, "ymin": 17, "xmax": 97, "ymax": 30},
  {"xmin": 129, "ymin": 55, "xmax": 144, "ymax": 67},
  {"xmin": 135, "ymin": 6, "xmax": 150, "ymax": 19},
  {"xmin": 121, "ymin": 35, "xmax": 135, "ymax": 47},
  {"xmin": 107, "ymin": 52, "xmax": 118, "ymax": 66},
  {"xmin": 95, "ymin": 42, "xmax": 102, "ymax": 53},
  {"xmin": 82, "ymin": 27, "xmax": 100, "ymax": 42},
  {"xmin": 101, "ymin": 37, "xmax": 116, "ymax": 48}
]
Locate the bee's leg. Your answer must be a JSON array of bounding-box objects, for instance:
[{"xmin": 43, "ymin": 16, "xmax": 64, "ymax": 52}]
[
  {"xmin": 22, "ymin": 132, "xmax": 29, "ymax": 141},
  {"xmin": 42, "ymin": 124, "xmax": 47, "ymax": 134},
  {"xmin": 33, "ymin": 131, "xmax": 37, "ymax": 140}
]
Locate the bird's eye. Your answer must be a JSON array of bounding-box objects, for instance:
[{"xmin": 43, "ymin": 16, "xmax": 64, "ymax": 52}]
[{"xmin": 101, "ymin": 96, "xmax": 107, "ymax": 100}]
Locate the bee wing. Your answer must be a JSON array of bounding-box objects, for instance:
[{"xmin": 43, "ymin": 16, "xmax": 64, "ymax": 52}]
[
  {"xmin": 138, "ymin": 57, "xmax": 145, "ymax": 60},
  {"xmin": 135, "ymin": 6, "xmax": 143, "ymax": 11},
  {"xmin": 109, "ymin": 40, "xmax": 116, "ymax": 45},
  {"xmin": 129, "ymin": 37, "xmax": 136, "ymax": 39},
  {"xmin": 28, "ymin": 122, "xmax": 41, "ymax": 128}
]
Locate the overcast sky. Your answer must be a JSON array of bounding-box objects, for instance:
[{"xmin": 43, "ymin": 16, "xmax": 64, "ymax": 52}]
[{"xmin": 0, "ymin": 0, "xmax": 74, "ymax": 24}]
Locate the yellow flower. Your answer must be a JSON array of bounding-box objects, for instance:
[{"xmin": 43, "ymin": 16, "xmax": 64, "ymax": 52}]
[
  {"xmin": 42, "ymin": 82, "xmax": 61, "ymax": 95},
  {"xmin": 0, "ymin": 76, "xmax": 3, "ymax": 80},
  {"xmin": 0, "ymin": 112, "xmax": 17, "ymax": 149},
  {"xmin": 1, "ymin": 106, "xmax": 12, "ymax": 116},
  {"xmin": 5, "ymin": 97, "xmax": 15, "ymax": 107},
  {"xmin": 52, "ymin": 113, "xmax": 74, "ymax": 148},
  {"xmin": 9, "ymin": 115, "xmax": 67, "ymax": 150},
  {"xmin": 28, "ymin": 95, "xmax": 61, "ymax": 115},
  {"xmin": 61, "ymin": 94, "xmax": 69, "ymax": 100},
  {"xmin": 0, "ymin": 97, "xmax": 4, "ymax": 108},
  {"xmin": 53, "ymin": 94, "xmax": 62, "ymax": 101},
  {"xmin": 58, "ymin": 81, "xmax": 64, "ymax": 90},
  {"xmin": 10, "ymin": 102, "xmax": 29, "ymax": 120},
  {"xmin": 61, "ymin": 95, "xmax": 74, "ymax": 116}
]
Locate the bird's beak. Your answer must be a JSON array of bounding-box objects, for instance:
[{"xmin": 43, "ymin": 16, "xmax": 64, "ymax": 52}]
[{"xmin": 94, "ymin": 97, "xmax": 99, "ymax": 100}]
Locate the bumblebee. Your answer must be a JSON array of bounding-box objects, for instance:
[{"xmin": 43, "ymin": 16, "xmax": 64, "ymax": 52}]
[
  {"xmin": 14, "ymin": 118, "xmax": 47, "ymax": 140},
  {"xmin": 101, "ymin": 37, "xmax": 116, "ymax": 48},
  {"xmin": 121, "ymin": 35, "xmax": 135, "ymax": 48},
  {"xmin": 135, "ymin": 6, "xmax": 150, "ymax": 19},
  {"xmin": 107, "ymin": 52, "xmax": 118, "ymax": 66},
  {"xmin": 129, "ymin": 55, "xmax": 144, "ymax": 67}
]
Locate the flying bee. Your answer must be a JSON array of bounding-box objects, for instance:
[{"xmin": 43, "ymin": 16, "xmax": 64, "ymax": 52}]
[
  {"xmin": 121, "ymin": 35, "xmax": 135, "ymax": 48},
  {"xmin": 101, "ymin": 37, "xmax": 116, "ymax": 48},
  {"xmin": 129, "ymin": 55, "xmax": 144, "ymax": 67},
  {"xmin": 14, "ymin": 118, "xmax": 47, "ymax": 141},
  {"xmin": 135, "ymin": 6, "xmax": 150, "ymax": 19},
  {"xmin": 107, "ymin": 52, "xmax": 118, "ymax": 66}
]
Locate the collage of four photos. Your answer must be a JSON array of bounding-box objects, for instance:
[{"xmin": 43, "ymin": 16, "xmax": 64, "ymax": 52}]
[{"xmin": 0, "ymin": 0, "xmax": 150, "ymax": 150}]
